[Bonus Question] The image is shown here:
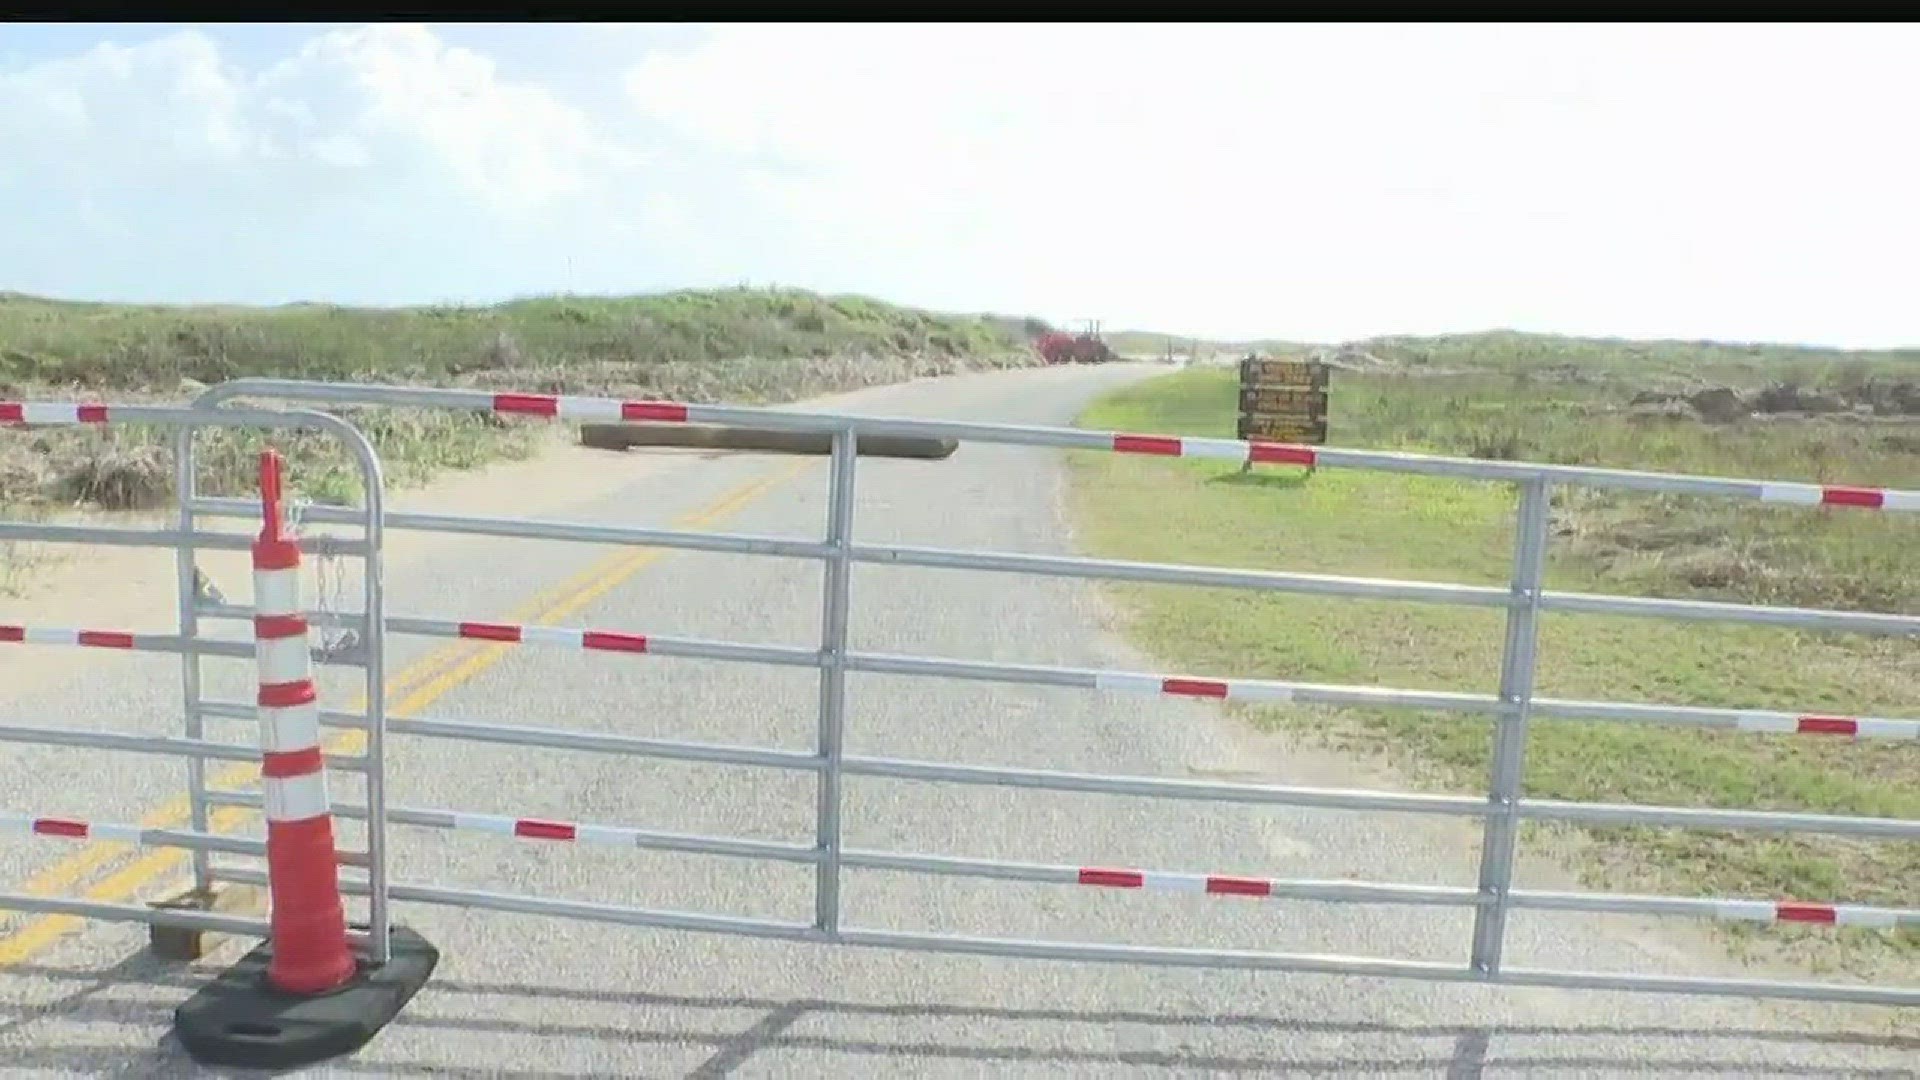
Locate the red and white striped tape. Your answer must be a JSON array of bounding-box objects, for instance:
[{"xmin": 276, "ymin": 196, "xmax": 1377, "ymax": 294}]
[
  {"xmin": 489, "ymin": 393, "xmax": 689, "ymax": 423},
  {"xmin": 1713, "ymin": 899, "xmax": 1912, "ymax": 928},
  {"xmin": 453, "ymin": 621, "xmax": 649, "ymax": 653},
  {"xmin": 1734, "ymin": 711, "xmax": 1920, "ymax": 740},
  {"xmin": 428, "ymin": 812, "xmax": 1284, "ymax": 895},
  {"xmin": 479, "ymin": 394, "xmax": 1324, "ymax": 473},
  {"xmin": 1078, "ymin": 862, "xmax": 1914, "ymax": 926},
  {"xmin": 0, "ymin": 626, "xmax": 138, "ymax": 649},
  {"xmin": 0, "ymin": 402, "xmax": 110, "ymax": 425},
  {"xmin": 1097, "ymin": 670, "xmax": 1920, "ymax": 740},
  {"xmin": 446, "ymin": 810, "xmax": 641, "ymax": 845},
  {"xmin": 15, "ymin": 395, "xmax": 1914, "ymax": 510},
  {"xmin": 1758, "ymin": 482, "xmax": 1920, "ymax": 512},
  {"xmin": 1111, "ymin": 432, "xmax": 1318, "ymax": 468},
  {"xmin": 0, "ymin": 813, "xmax": 146, "ymax": 843},
  {"xmin": 1076, "ymin": 866, "xmax": 1282, "ymax": 897},
  {"xmin": 1093, "ymin": 671, "xmax": 1293, "ymax": 702},
  {"xmin": 1106, "ymin": 430, "xmax": 1920, "ymax": 510}
]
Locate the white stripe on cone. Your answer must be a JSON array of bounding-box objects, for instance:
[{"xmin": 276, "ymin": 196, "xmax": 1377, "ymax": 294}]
[
  {"xmin": 252, "ymin": 568, "xmax": 302, "ymax": 617},
  {"xmin": 263, "ymin": 773, "xmax": 330, "ymax": 822},
  {"xmin": 254, "ymin": 636, "xmax": 313, "ymax": 684},
  {"xmin": 258, "ymin": 703, "xmax": 323, "ymax": 753}
]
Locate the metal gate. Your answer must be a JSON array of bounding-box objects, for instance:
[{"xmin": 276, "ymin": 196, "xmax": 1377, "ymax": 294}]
[
  {"xmin": 169, "ymin": 377, "xmax": 1919, "ymax": 1009},
  {"xmin": 0, "ymin": 400, "xmax": 392, "ymax": 959}
]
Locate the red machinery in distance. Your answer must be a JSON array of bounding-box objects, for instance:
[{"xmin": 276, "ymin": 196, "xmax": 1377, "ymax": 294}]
[{"xmin": 1035, "ymin": 320, "xmax": 1117, "ymax": 365}]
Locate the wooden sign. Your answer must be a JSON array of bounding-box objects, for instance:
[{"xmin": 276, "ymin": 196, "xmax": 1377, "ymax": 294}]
[
  {"xmin": 1236, "ymin": 354, "xmax": 1330, "ymax": 449},
  {"xmin": 1239, "ymin": 386, "xmax": 1329, "ymax": 415},
  {"xmin": 1239, "ymin": 358, "xmax": 1329, "ymax": 390},
  {"xmin": 1238, "ymin": 413, "xmax": 1328, "ymax": 444}
]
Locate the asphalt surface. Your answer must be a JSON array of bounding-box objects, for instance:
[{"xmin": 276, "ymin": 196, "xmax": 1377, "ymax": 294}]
[{"xmin": 0, "ymin": 364, "xmax": 1915, "ymax": 1077}]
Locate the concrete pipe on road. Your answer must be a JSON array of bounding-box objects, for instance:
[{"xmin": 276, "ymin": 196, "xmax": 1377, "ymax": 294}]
[{"xmin": 579, "ymin": 422, "xmax": 958, "ymax": 460}]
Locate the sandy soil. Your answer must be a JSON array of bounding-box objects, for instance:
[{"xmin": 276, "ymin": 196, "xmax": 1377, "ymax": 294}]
[{"xmin": 0, "ymin": 428, "xmax": 718, "ymax": 700}]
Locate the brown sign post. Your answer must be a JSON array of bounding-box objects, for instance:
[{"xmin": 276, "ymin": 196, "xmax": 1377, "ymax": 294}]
[{"xmin": 1236, "ymin": 356, "xmax": 1329, "ymax": 471}]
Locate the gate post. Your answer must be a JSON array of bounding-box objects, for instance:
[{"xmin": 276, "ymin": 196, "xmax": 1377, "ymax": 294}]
[
  {"xmin": 174, "ymin": 425, "xmax": 213, "ymax": 895},
  {"xmin": 813, "ymin": 427, "xmax": 859, "ymax": 936},
  {"xmin": 1468, "ymin": 476, "xmax": 1551, "ymax": 977},
  {"xmin": 151, "ymin": 423, "xmax": 262, "ymax": 960}
]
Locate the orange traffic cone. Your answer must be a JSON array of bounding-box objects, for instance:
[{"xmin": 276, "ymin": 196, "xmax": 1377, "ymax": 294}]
[
  {"xmin": 250, "ymin": 448, "xmax": 354, "ymax": 994},
  {"xmin": 174, "ymin": 446, "xmax": 436, "ymax": 1071}
]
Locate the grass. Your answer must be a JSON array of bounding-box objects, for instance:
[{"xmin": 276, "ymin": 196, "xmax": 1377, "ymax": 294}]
[
  {"xmin": 1286, "ymin": 329, "xmax": 1920, "ymax": 382},
  {"xmin": 1069, "ymin": 364, "xmax": 1920, "ymax": 976},
  {"xmin": 0, "ymin": 287, "xmax": 1038, "ymax": 388},
  {"xmin": 0, "ymin": 506, "xmax": 49, "ymax": 598},
  {"xmin": 0, "ymin": 287, "xmax": 1041, "ymax": 516},
  {"xmin": 1103, "ymin": 329, "xmax": 1920, "ymax": 386}
]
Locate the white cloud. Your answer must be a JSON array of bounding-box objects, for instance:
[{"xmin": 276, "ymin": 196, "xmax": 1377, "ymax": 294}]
[
  {"xmin": 0, "ymin": 25, "xmax": 640, "ymax": 213},
  {"xmin": 0, "ymin": 32, "xmax": 254, "ymax": 164},
  {"xmin": 257, "ymin": 25, "xmax": 646, "ymax": 210},
  {"xmin": 627, "ymin": 23, "xmax": 1920, "ymax": 345},
  {"xmin": 0, "ymin": 23, "xmax": 1914, "ymax": 344}
]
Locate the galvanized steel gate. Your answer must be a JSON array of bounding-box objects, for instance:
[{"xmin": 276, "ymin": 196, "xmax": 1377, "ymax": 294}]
[
  {"xmin": 0, "ymin": 401, "xmax": 393, "ymax": 958},
  {"xmin": 2, "ymin": 378, "xmax": 1916, "ymax": 1009}
]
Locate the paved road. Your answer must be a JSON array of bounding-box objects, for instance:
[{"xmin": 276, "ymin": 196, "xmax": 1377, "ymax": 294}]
[{"xmin": 0, "ymin": 364, "xmax": 1914, "ymax": 1077}]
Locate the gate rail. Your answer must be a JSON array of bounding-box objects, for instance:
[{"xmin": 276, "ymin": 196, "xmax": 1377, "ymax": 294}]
[{"xmin": 158, "ymin": 377, "xmax": 1920, "ymax": 1007}]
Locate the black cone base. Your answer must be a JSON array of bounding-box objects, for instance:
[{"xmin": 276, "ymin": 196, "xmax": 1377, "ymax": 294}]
[{"xmin": 173, "ymin": 926, "xmax": 437, "ymax": 1070}]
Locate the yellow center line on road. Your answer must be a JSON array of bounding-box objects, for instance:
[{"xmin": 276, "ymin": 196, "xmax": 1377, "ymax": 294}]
[
  {"xmin": 0, "ymin": 457, "xmax": 815, "ymax": 967},
  {"xmin": 0, "ymin": 535, "xmax": 631, "ymax": 935}
]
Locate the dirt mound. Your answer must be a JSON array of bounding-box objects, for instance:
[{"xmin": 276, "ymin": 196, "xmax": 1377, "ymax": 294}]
[
  {"xmin": 1746, "ymin": 376, "xmax": 1920, "ymax": 418},
  {"xmin": 1751, "ymin": 384, "xmax": 1847, "ymax": 415},
  {"xmin": 1691, "ymin": 387, "xmax": 1750, "ymax": 422},
  {"xmin": 1310, "ymin": 347, "xmax": 1396, "ymax": 373},
  {"xmin": 1622, "ymin": 377, "xmax": 1920, "ymax": 424},
  {"xmin": 1838, "ymin": 377, "xmax": 1920, "ymax": 416},
  {"xmin": 51, "ymin": 443, "xmax": 170, "ymax": 509},
  {"xmin": 1625, "ymin": 387, "xmax": 1749, "ymax": 422},
  {"xmin": 1625, "ymin": 398, "xmax": 1698, "ymax": 423},
  {"xmin": 1307, "ymin": 346, "xmax": 1472, "ymax": 377}
]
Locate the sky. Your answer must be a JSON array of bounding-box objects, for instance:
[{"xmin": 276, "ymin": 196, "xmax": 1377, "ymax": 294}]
[{"xmin": 0, "ymin": 22, "xmax": 1915, "ymax": 347}]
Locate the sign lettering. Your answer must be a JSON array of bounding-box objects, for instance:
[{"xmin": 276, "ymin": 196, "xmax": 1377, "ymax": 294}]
[{"xmin": 1235, "ymin": 355, "xmax": 1330, "ymax": 447}]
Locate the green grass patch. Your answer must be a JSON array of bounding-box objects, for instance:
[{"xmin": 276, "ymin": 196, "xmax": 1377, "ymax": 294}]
[
  {"xmin": 0, "ymin": 286, "xmax": 1036, "ymax": 389},
  {"xmin": 0, "ymin": 287, "xmax": 1043, "ymax": 518},
  {"xmin": 1071, "ymin": 367, "xmax": 1920, "ymax": 974},
  {"xmin": 1243, "ymin": 330, "xmax": 1920, "ymax": 383}
]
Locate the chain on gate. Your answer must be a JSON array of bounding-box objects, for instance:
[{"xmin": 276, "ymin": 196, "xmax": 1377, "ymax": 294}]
[
  {"xmin": 289, "ymin": 495, "xmax": 360, "ymax": 659},
  {"xmin": 193, "ymin": 489, "xmax": 359, "ymax": 660}
]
